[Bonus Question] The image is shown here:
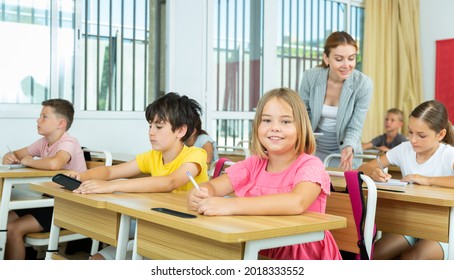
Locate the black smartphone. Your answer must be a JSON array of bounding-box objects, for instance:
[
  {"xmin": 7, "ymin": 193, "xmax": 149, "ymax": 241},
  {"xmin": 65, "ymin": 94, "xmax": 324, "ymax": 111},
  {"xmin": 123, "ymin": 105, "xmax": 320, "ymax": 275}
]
[
  {"xmin": 151, "ymin": 207, "xmax": 197, "ymax": 219},
  {"xmin": 52, "ymin": 173, "xmax": 82, "ymax": 191}
]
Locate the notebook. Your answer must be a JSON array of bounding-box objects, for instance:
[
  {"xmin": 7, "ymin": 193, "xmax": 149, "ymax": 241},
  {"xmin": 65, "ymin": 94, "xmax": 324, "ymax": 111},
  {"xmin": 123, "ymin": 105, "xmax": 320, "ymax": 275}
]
[
  {"xmin": 373, "ymin": 179, "xmax": 408, "ymax": 193},
  {"xmin": 375, "ymin": 179, "xmax": 408, "ymax": 186},
  {"xmin": 0, "ymin": 164, "xmax": 26, "ymax": 169}
]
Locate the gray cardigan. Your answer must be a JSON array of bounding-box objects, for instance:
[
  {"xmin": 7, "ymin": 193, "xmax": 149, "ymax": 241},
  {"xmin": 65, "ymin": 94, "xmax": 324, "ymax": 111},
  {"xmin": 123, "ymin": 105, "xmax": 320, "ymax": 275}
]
[{"xmin": 299, "ymin": 67, "xmax": 373, "ymax": 155}]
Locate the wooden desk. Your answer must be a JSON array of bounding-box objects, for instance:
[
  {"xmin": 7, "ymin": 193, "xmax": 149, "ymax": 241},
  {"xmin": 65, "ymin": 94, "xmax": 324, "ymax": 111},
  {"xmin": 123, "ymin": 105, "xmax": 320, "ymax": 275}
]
[
  {"xmin": 110, "ymin": 153, "xmax": 135, "ymax": 165},
  {"xmin": 90, "ymin": 153, "xmax": 135, "ymax": 165},
  {"xmin": 107, "ymin": 193, "xmax": 347, "ymax": 260},
  {"xmin": 0, "ymin": 168, "xmax": 63, "ymax": 259},
  {"xmin": 329, "ymin": 175, "xmax": 454, "ymax": 259},
  {"xmin": 30, "ymin": 181, "xmax": 134, "ymax": 260},
  {"xmin": 217, "ymin": 152, "xmax": 246, "ymax": 162}
]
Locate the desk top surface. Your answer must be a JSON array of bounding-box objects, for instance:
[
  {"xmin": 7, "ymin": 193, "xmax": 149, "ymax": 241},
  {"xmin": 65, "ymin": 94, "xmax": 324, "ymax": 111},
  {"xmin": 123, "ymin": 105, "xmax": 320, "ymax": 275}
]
[
  {"xmin": 330, "ymin": 174, "xmax": 454, "ymax": 207},
  {"xmin": 107, "ymin": 192, "xmax": 346, "ymax": 243},
  {"xmin": 0, "ymin": 168, "xmax": 64, "ymax": 179},
  {"xmin": 30, "ymin": 181, "xmax": 121, "ymax": 208},
  {"xmin": 30, "ymin": 181, "xmax": 347, "ymax": 243}
]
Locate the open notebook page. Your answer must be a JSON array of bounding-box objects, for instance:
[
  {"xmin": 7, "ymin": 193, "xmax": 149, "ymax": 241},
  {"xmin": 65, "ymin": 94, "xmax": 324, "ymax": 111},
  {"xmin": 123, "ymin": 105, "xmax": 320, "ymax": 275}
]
[{"xmin": 374, "ymin": 179, "xmax": 408, "ymax": 187}]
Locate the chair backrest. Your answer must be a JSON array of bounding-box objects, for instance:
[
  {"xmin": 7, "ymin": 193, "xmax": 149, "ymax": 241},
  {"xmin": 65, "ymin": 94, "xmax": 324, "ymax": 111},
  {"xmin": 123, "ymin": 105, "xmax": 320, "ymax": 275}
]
[
  {"xmin": 345, "ymin": 171, "xmax": 377, "ymax": 259},
  {"xmin": 209, "ymin": 158, "xmax": 235, "ymax": 179},
  {"xmin": 326, "ymin": 170, "xmax": 377, "ymax": 260},
  {"xmin": 324, "ymin": 153, "xmax": 378, "ymax": 169},
  {"xmin": 82, "ymin": 148, "xmax": 113, "ymax": 169}
]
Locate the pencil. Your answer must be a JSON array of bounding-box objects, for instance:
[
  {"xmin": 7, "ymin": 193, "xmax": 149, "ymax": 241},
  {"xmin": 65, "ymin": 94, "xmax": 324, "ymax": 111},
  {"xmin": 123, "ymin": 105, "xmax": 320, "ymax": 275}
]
[{"xmin": 376, "ymin": 155, "xmax": 385, "ymax": 174}]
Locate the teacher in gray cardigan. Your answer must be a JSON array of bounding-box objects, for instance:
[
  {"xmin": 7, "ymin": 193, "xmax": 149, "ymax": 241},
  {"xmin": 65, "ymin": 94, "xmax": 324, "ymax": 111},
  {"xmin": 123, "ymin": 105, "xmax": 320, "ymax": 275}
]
[{"xmin": 299, "ymin": 31, "xmax": 373, "ymax": 171}]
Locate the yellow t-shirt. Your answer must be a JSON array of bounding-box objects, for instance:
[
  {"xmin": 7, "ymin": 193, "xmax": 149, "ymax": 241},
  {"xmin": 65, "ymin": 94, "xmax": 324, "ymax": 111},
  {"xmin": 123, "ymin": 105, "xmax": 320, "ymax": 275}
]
[{"xmin": 135, "ymin": 145, "xmax": 208, "ymax": 192}]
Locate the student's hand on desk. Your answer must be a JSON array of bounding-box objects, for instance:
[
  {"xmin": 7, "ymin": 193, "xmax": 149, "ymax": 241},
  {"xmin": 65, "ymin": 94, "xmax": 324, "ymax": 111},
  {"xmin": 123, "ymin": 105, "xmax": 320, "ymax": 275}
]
[
  {"xmin": 187, "ymin": 188, "xmax": 210, "ymax": 211},
  {"xmin": 401, "ymin": 174, "xmax": 427, "ymax": 185},
  {"xmin": 370, "ymin": 168, "xmax": 392, "ymax": 182},
  {"xmin": 20, "ymin": 155, "xmax": 34, "ymax": 166},
  {"xmin": 376, "ymin": 146, "xmax": 390, "ymax": 152},
  {"xmin": 73, "ymin": 180, "xmax": 114, "ymax": 194},
  {"xmin": 67, "ymin": 171, "xmax": 81, "ymax": 180},
  {"xmin": 197, "ymin": 197, "xmax": 234, "ymax": 216},
  {"xmin": 3, "ymin": 153, "xmax": 20, "ymax": 164}
]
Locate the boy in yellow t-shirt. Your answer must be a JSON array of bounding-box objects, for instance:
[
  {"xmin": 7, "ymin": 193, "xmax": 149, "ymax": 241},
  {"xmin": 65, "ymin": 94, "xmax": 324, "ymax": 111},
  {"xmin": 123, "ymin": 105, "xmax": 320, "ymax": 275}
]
[{"xmin": 69, "ymin": 92, "xmax": 208, "ymax": 259}]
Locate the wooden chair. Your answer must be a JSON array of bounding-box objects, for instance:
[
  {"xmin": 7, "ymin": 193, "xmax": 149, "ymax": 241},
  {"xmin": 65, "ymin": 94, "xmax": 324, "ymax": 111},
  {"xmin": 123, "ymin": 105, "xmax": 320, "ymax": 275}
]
[
  {"xmin": 24, "ymin": 148, "xmax": 113, "ymax": 259},
  {"xmin": 326, "ymin": 170, "xmax": 377, "ymax": 260}
]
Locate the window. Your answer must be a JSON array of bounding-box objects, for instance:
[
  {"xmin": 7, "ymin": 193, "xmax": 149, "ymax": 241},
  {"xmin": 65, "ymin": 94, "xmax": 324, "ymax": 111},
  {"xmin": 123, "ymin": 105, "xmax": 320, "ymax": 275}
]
[
  {"xmin": 278, "ymin": 0, "xmax": 365, "ymax": 89},
  {"xmin": 210, "ymin": 0, "xmax": 365, "ymax": 147},
  {"xmin": 80, "ymin": 0, "xmax": 162, "ymax": 111},
  {"xmin": 212, "ymin": 0, "xmax": 262, "ymax": 146},
  {"xmin": 0, "ymin": 0, "xmax": 165, "ymax": 112},
  {"xmin": 0, "ymin": 0, "xmax": 74, "ymax": 104}
]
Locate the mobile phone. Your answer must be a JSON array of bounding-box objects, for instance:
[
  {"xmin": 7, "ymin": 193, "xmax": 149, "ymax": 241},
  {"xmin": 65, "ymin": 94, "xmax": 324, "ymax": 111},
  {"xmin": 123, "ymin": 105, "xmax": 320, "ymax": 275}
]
[
  {"xmin": 52, "ymin": 173, "xmax": 82, "ymax": 191},
  {"xmin": 151, "ymin": 207, "xmax": 197, "ymax": 219}
]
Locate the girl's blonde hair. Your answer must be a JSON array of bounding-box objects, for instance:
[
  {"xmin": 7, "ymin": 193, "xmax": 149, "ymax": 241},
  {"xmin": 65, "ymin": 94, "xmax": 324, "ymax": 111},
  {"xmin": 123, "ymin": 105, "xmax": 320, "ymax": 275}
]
[{"xmin": 250, "ymin": 87, "xmax": 316, "ymax": 158}]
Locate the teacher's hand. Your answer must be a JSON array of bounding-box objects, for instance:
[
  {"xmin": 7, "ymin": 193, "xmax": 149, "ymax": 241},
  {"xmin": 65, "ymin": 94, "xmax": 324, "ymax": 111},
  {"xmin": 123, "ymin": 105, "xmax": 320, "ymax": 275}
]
[{"xmin": 339, "ymin": 146, "xmax": 354, "ymax": 171}]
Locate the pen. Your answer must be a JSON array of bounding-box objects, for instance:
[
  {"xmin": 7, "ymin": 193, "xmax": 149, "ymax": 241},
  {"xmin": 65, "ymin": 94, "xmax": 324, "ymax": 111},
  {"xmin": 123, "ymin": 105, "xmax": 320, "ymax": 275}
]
[
  {"xmin": 7, "ymin": 145, "xmax": 13, "ymax": 155},
  {"xmin": 186, "ymin": 171, "xmax": 201, "ymax": 191},
  {"xmin": 376, "ymin": 155, "xmax": 385, "ymax": 174}
]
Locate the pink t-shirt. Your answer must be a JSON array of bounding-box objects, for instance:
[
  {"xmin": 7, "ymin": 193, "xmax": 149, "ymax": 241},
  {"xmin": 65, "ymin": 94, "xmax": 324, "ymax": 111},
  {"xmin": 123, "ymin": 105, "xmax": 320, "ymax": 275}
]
[
  {"xmin": 27, "ymin": 132, "xmax": 87, "ymax": 172},
  {"xmin": 225, "ymin": 153, "xmax": 342, "ymax": 260}
]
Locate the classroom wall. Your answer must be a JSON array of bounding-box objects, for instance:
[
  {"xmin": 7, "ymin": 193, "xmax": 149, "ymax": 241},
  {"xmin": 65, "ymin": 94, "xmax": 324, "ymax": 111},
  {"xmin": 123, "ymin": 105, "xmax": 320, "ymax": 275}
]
[
  {"xmin": 419, "ymin": 0, "xmax": 454, "ymax": 101},
  {"xmin": 1, "ymin": 0, "xmax": 453, "ymax": 157},
  {"xmin": 0, "ymin": 110, "xmax": 150, "ymax": 158}
]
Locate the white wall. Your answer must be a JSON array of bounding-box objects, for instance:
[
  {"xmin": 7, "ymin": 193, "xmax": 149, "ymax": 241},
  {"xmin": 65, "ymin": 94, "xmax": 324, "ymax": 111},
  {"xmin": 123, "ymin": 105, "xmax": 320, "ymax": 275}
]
[
  {"xmin": 419, "ymin": 0, "xmax": 454, "ymax": 101},
  {"xmin": 0, "ymin": 109, "xmax": 150, "ymax": 158}
]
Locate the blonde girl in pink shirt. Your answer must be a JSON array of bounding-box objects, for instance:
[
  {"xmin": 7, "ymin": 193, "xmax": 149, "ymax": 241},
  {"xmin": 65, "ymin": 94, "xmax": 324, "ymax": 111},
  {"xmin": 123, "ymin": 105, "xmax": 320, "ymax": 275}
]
[{"xmin": 187, "ymin": 87, "xmax": 341, "ymax": 260}]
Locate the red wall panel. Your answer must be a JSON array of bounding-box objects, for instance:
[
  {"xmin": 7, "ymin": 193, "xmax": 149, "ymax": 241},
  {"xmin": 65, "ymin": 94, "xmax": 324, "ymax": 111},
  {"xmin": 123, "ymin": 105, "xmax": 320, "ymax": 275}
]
[{"xmin": 435, "ymin": 38, "xmax": 454, "ymax": 124}]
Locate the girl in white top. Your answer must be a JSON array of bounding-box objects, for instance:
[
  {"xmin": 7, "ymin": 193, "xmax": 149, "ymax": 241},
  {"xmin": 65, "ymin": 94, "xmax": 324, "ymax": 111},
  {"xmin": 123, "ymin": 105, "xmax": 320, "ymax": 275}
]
[
  {"xmin": 185, "ymin": 116, "xmax": 219, "ymax": 165},
  {"xmin": 359, "ymin": 100, "xmax": 454, "ymax": 260}
]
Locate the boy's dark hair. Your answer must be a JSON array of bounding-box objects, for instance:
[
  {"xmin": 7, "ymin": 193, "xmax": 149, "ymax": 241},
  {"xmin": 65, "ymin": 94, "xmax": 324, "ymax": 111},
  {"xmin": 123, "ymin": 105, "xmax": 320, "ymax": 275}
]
[
  {"xmin": 145, "ymin": 92, "xmax": 202, "ymax": 142},
  {"xmin": 42, "ymin": 98, "xmax": 75, "ymax": 130},
  {"xmin": 193, "ymin": 114, "xmax": 208, "ymax": 136}
]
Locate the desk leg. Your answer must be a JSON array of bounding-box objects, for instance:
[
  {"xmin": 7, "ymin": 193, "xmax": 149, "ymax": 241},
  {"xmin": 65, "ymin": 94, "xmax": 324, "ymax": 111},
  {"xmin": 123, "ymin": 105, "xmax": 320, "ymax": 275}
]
[
  {"xmin": 131, "ymin": 219, "xmax": 143, "ymax": 260},
  {"xmin": 45, "ymin": 212, "xmax": 61, "ymax": 260},
  {"xmin": 243, "ymin": 231, "xmax": 325, "ymax": 260},
  {"xmin": 448, "ymin": 207, "xmax": 454, "ymax": 260},
  {"xmin": 115, "ymin": 214, "xmax": 131, "ymax": 260},
  {"xmin": 0, "ymin": 179, "xmax": 14, "ymax": 259}
]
